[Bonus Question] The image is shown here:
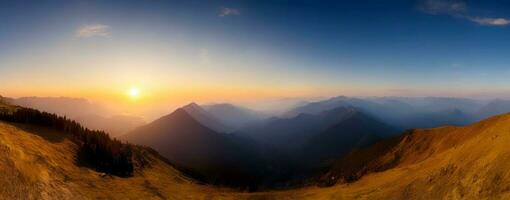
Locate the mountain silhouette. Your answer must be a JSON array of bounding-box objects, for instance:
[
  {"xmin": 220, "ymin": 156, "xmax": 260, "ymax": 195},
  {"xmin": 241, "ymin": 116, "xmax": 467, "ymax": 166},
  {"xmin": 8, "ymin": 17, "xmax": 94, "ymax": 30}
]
[
  {"xmin": 299, "ymin": 109, "xmax": 396, "ymax": 166},
  {"xmin": 121, "ymin": 107, "xmax": 265, "ymax": 186},
  {"xmin": 240, "ymin": 106, "xmax": 394, "ymax": 153},
  {"xmin": 285, "ymin": 96, "xmax": 484, "ymax": 129},
  {"xmin": 181, "ymin": 102, "xmax": 233, "ymax": 133}
]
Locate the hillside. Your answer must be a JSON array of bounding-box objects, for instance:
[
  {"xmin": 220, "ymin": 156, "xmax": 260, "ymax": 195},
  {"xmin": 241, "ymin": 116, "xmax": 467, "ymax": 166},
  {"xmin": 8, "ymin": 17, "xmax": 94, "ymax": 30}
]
[
  {"xmin": 0, "ymin": 120, "xmax": 246, "ymax": 199},
  {"xmin": 299, "ymin": 112, "xmax": 510, "ymax": 199},
  {"xmin": 214, "ymin": 112, "xmax": 509, "ymax": 199}
]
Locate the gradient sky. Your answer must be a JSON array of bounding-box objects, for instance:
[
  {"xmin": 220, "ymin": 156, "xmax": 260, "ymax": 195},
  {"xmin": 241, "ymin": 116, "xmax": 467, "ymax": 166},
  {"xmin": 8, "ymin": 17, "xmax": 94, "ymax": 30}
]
[{"xmin": 2, "ymin": 0, "xmax": 510, "ymax": 107}]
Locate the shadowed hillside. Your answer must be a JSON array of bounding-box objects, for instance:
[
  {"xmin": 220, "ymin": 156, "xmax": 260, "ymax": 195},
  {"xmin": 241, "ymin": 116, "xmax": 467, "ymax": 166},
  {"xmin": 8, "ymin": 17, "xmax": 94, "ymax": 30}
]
[
  {"xmin": 299, "ymin": 112, "xmax": 510, "ymax": 199},
  {"xmin": 122, "ymin": 108, "xmax": 268, "ymax": 187},
  {"xmin": 0, "ymin": 120, "xmax": 250, "ymax": 199}
]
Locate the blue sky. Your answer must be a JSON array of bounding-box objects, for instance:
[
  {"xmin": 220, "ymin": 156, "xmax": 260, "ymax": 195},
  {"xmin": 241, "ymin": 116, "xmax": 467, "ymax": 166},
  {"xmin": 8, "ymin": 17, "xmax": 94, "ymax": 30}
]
[{"xmin": 1, "ymin": 0, "xmax": 510, "ymax": 101}]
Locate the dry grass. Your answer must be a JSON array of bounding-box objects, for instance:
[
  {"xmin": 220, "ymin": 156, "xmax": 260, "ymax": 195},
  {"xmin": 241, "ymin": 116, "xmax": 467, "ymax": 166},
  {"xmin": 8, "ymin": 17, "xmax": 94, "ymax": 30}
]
[
  {"xmin": 0, "ymin": 122, "xmax": 238, "ymax": 200},
  {"xmin": 3, "ymin": 113, "xmax": 510, "ymax": 199}
]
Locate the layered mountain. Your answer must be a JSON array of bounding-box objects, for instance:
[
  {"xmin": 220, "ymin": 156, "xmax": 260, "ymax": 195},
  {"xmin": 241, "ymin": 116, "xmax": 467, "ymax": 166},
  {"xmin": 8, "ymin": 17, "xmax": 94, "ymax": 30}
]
[
  {"xmin": 121, "ymin": 106, "xmax": 265, "ymax": 186},
  {"xmin": 476, "ymin": 99, "xmax": 510, "ymax": 120},
  {"xmin": 299, "ymin": 110, "xmax": 395, "ymax": 166},
  {"xmin": 303, "ymin": 112, "xmax": 510, "ymax": 199},
  {"xmin": 285, "ymin": 96, "xmax": 482, "ymax": 129},
  {"xmin": 0, "ymin": 101, "xmax": 255, "ymax": 199},
  {"xmin": 181, "ymin": 102, "xmax": 233, "ymax": 133},
  {"xmin": 4, "ymin": 98, "xmax": 510, "ymax": 199},
  {"xmin": 241, "ymin": 106, "xmax": 395, "ymax": 153},
  {"xmin": 203, "ymin": 103, "xmax": 266, "ymax": 129}
]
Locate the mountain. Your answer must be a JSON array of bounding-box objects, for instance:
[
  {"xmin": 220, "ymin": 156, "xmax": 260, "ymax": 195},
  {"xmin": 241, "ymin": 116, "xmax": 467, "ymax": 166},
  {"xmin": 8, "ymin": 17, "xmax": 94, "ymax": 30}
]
[
  {"xmin": 123, "ymin": 103, "xmax": 399, "ymax": 187},
  {"xmin": 240, "ymin": 106, "xmax": 396, "ymax": 160},
  {"xmin": 181, "ymin": 102, "xmax": 233, "ymax": 133},
  {"xmin": 299, "ymin": 110, "xmax": 396, "ymax": 166},
  {"xmin": 242, "ymin": 106, "xmax": 357, "ymax": 151},
  {"xmin": 476, "ymin": 99, "xmax": 510, "ymax": 120},
  {"xmin": 0, "ymin": 101, "xmax": 214, "ymax": 198},
  {"xmin": 4, "ymin": 98, "xmax": 510, "ymax": 199},
  {"xmin": 121, "ymin": 107, "xmax": 265, "ymax": 186},
  {"xmin": 0, "ymin": 103, "xmax": 261, "ymax": 199},
  {"xmin": 304, "ymin": 112, "xmax": 510, "ymax": 199},
  {"xmin": 285, "ymin": 96, "xmax": 482, "ymax": 129},
  {"xmin": 4, "ymin": 97, "xmax": 510, "ymax": 199},
  {"xmin": 203, "ymin": 103, "xmax": 266, "ymax": 129}
]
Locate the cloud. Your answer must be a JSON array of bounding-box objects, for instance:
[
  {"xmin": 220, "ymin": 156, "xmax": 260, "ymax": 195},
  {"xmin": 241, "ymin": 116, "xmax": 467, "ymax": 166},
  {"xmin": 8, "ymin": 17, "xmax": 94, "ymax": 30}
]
[
  {"xmin": 468, "ymin": 17, "xmax": 510, "ymax": 26},
  {"xmin": 419, "ymin": 0, "xmax": 510, "ymax": 26},
  {"xmin": 219, "ymin": 7, "xmax": 240, "ymax": 17},
  {"xmin": 76, "ymin": 24, "xmax": 111, "ymax": 38}
]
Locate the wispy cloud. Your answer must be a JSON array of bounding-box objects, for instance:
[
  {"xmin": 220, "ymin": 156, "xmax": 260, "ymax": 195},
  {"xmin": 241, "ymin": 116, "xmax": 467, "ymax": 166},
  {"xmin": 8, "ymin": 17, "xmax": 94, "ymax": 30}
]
[
  {"xmin": 219, "ymin": 7, "xmax": 240, "ymax": 17},
  {"xmin": 419, "ymin": 0, "xmax": 510, "ymax": 26},
  {"xmin": 468, "ymin": 17, "xmax": 510, "ymax": 26},
  {"xmin": 76, "ymin": 24, "xmax": 111, "ymax": 38}
]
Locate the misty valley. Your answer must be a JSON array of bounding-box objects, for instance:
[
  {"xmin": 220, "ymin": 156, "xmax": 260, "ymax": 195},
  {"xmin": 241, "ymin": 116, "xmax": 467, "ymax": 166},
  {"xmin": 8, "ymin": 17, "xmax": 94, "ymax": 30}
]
[{"xmin": 2, "ymin": 95, "xmax": 510, "ymax": 199}]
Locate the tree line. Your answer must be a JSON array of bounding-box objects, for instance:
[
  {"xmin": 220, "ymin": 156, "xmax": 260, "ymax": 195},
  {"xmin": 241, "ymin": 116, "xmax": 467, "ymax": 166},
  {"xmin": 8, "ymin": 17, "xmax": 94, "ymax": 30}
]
[{"xmin": 0, "ymin": 107, "xmax": 134, "ymax": 177}]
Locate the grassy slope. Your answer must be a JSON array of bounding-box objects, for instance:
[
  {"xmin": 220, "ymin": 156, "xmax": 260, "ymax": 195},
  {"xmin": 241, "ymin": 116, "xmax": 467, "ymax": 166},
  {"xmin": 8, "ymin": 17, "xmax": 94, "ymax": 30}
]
[
  {"xmin": 3, "ymin": 97, "xmax": 510, "ymax": 199},
  {"xmin": 0, "ymin": 122, "xmax": 244, "ymax": 200},
  {"xmin": 246, "ymin": 113, "xmax": 510, "ymax": 199}
]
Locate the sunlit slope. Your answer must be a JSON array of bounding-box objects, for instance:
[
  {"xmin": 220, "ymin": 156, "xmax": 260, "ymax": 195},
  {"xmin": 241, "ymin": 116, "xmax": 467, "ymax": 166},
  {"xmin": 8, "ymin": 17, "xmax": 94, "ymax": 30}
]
[
  {"xmin": 4, "ymin": 95, "xmax": 510, "ymax": 200},
  {"xmin": 247, "ymin": 113, "xmax": 510, "ymax": 199},
  {"xmin": 0, "ymin": 122, "xmax": 240, "ymax": 200}
]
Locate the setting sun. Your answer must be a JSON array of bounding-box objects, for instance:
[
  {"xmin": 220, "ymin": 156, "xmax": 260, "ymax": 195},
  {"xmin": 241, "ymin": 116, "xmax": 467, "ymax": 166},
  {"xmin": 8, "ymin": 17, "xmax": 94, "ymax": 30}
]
[{"xmin": 128, "ymin": 87, "xmax": 140, "ymax": 98}]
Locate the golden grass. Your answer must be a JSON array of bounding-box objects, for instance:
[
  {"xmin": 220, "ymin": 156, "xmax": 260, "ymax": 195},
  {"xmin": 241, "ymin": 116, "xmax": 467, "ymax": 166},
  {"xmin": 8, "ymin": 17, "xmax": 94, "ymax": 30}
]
[{"xmin": 3, "ymin": 113, "xmax": 510, "ymax": 199}]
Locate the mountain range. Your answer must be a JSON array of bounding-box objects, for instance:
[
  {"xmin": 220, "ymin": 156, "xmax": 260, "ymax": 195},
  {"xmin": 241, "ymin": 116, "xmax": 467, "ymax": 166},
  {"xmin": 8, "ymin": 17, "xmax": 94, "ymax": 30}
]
[
  {"xmin": 121, "ymin": 105, "xmax": 267, "ymax": 186},
  {"xmin": 286, "ymin": 96, "xmax": 510, "ymax": 129},
  {"xmin": 3, "ymin": 96, "xmax": 510, "ymax": 199}
]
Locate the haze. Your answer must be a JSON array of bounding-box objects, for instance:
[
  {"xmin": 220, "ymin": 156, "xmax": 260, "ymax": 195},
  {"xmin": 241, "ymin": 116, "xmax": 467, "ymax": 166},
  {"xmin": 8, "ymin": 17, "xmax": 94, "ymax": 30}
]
[{"xmin": 2, "ymin": 0, "xmax": 510, "ymax": 117}]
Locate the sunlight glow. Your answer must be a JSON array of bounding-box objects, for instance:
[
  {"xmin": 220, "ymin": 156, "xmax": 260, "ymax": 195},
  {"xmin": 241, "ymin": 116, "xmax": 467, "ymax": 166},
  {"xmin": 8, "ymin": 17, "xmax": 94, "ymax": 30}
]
[{"xmin": 128, "ymin": 87, "xmax": 140, "ymax": 98}]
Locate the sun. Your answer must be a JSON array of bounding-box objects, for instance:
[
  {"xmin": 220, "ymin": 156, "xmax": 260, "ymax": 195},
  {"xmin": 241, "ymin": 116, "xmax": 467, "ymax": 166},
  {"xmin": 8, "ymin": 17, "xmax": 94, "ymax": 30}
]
[{"xmin": 128, "ymin": 87, "xmax": 140, "ymax": 98}]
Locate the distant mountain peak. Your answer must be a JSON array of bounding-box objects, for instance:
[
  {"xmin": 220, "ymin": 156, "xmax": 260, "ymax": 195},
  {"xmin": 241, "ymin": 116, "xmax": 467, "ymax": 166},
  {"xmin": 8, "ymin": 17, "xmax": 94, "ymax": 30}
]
[
  {"xmin": 181, "ymin": 102, "xmax": 232, "ymax": 133},
  {"xmin": 184, "ymin": 102, "xmax": 200, "ymax": 108},
  {"xmin": 203, "ymin": 103, "xmax": 266, "ymax": 129}
]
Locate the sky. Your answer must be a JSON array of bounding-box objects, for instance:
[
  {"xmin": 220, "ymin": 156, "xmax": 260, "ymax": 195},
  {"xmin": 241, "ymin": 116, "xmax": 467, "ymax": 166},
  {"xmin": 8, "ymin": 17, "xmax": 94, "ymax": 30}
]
[{"xmin": 1, "ymin": 0, "xmax": 510, "ymax": 112}]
